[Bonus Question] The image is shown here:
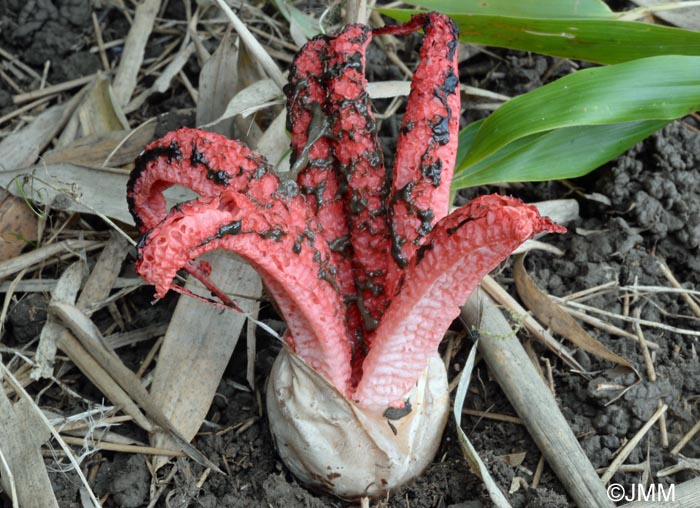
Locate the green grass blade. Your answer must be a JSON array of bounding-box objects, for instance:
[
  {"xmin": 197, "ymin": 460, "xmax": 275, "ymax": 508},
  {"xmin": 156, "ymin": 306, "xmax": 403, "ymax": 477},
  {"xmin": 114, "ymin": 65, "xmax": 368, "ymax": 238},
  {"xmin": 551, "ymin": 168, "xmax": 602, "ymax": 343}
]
[
  {"xmin": 460, "ymin": 55, "xmax": 700, "ymax": 170},
  {"xmin": 401, "ymin": 0, "xmax": 614, "ymax": 18},
  {"xmin": 380, "ymin": 9, "xmax": 700, "ymax": 64},
  {"xmin": 451, "ymin": 120, "xmax": 669, "ymax": 189}
]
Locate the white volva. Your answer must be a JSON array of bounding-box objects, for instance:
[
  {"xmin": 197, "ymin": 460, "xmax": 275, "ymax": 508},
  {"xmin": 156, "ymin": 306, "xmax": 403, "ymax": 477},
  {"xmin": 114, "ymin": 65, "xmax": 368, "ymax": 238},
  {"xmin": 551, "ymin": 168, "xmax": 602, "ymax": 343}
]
[{"xmin": 266, "ymin": 349, "xmax": 449, "ymax": 498}]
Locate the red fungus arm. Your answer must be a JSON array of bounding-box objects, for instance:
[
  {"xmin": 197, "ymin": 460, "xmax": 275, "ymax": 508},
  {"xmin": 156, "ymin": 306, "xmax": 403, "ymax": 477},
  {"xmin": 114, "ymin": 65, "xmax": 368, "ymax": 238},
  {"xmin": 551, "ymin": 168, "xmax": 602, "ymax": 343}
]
[
  {"xmin": 127, "ymin": 128, "xmax": 279, "ymax": 232},
  {"xmin": 136, "ymin": 192, "xmax": 353, "ymax": 394},
  {"xmin": 354, "ymin": 195, "xmax": 566, "ymax": 408},
  {"xmin": 286, "ymin": 36, "xmax": 363, "ymax": 350},
  {"xmin": 379, "ymin": 13, "xmax": 461, "ymax": 269},
  {"xmin": 325, "ymin": 25, "xmax": 394, "ymax": 332}
]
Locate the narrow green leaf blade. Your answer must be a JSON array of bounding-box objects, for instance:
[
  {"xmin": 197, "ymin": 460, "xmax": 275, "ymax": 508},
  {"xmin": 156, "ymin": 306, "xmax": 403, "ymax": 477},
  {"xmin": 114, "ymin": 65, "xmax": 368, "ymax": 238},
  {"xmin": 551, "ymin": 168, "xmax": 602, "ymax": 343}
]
[
  {"xmin": 451, "ymin": 120, "xmax": 669, "ymax": 189},
  {"xmin": 401, "ymin": 0, "xmax": 614, "ymax": 19},
  {"xmin": 461, "ymin": 55, "xmax": 700, "ymax": 169},
  {"xmin": 380, "ymin": 9, "xmax": 700, "ymax": 64}
]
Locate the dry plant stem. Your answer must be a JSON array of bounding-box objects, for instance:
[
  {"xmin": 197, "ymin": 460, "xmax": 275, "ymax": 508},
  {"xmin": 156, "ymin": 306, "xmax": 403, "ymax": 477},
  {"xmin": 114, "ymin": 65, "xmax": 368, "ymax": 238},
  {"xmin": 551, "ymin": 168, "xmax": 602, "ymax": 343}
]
[
  {"xmin": 462, "ymin": 408, "xmax": 522, "ymax": 425},
  {"xmin": 60, "ymin": 435, "xmax": 185, "ymax": 456},
  {"xmin": 532, "ymin": 455, "xmax": 545, "ymax": 488},
  {"xmin": 0, "ymin": 445, "xmax": 18, "ymax": 508},
  {"xmin": 0, "ymin": 47, "xmax": 42, "ymax": 81},
  {"xmin": 144, "ymin": 464, "xmax": 177, "ymax": 508},
  {"xmin": 480, "ymin": 275, "xmax": 586, "ymax": 372},
  {"xmin": 56, "ymin": 331, "xmax": 154, "ymax": 431},
  {"xmin": 124, "ymin": 43, "xmax": 196, "ymax": 114},
  {"xmin": 633, "ymin": 307, "xmax": 668, "ymax": 447},
  {"xmin": 105, "ymin": 323, "xmax": 168, "ymax": 349},
  {"xmin": 345, "ymin": 0, "xmax": 369, "ymax": 24},
  {"xmin": 135, "ymin": 336, "xmax": 163, "ymax": 378},
  {"xmin": 91, "ymin": 12, "xmax": 110, "ymax": 72},
  {"xmin": 560, "ymin": 280, "xmax": 618, "ymax": 302},
  {"xmin": 0, "ymin": 240, "xmax": 101, "ymax": 282},
  {"xmin": 55, "ymin": 414, "xmax": 132, "ymax": 433},
  {"xmin": 369, "ymin": 11, "xmax": 414, "ymax": 79},
  {"xmin": 596, "ymin": 464, "xmax": 648, "ymax": 474},
  {"xmin": 0, "ymin": 277, "xmax": 139, "ymax": 293},
  {"xmin": 0, "ymin": 268, "xmax": 27, "ymax": 338},
  {"xmin": 600, "ymin": 404, "xmax": 668, "ymax": 485},
  {"xmin": 0, "ymin": 68, "xmax": 23, "ymax": 94},
  {"xmin": 554, "ymin": 298, "xmax": 700, "ymax": 337},
  {"xmin": 50, "ymin": 301, "xmax": 221, "ymax": 472},
  {"xmin": 564, "ymin": 306, "xmax": 659, "ymax": 349},
  {"xmin": 12, "ymin": 74, "xmax": 96, "ymax": 104},
  {"xmin": 0, "ymin": 96, "xmax": 52, "ymax": 126},
  {"xmin": 77, "ymin": 232, "xmax": 129, "ymax": 314},
  {"xmin": 671, "ymin": 419, "xmax": 700, "ymax": 456},
  {"xmin": 112, "ymin": 0, "xmax": 161, "ymax": 106},
  {"xmin": 462, "ymin": 290, "xmax": 614, "ymax": 508},
  {"xmin": 213, "ymin": 0, "xmax": 286, "ymax": 89},
  {"xmin": 657, "ymin": 258, "xmax": 700, "ymax": 318},
  {"xmin": 634, "ymin": 307, "xmax": 656, "ymax": 380}
]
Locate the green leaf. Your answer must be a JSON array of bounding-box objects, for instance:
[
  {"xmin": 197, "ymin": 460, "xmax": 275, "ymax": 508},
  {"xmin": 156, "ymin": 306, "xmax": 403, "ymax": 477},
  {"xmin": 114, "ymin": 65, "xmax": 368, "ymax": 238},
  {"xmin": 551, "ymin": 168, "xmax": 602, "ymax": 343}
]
[
  {"xmin": 380, "ymin": 9, "xmax": 700, "ymax": 64},
  {"xmin": 461, "ymin": 55, "xmax": 700, "ymax": 169},
  {"xmin": 401, "ymin": 0, "xmax": 614, "ymax": 19},
  {"xmin": 451, "ymin": 120, "xmax": 669, "ymax": 189}
]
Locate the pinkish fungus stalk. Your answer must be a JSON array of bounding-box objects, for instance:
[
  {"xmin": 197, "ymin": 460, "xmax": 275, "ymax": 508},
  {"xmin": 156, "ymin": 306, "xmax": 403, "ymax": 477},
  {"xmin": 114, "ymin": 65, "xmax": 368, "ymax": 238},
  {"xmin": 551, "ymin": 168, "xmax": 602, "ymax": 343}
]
[{"xmin": 128, "ymin": 12, "xmax": 565, "ymax": 498}]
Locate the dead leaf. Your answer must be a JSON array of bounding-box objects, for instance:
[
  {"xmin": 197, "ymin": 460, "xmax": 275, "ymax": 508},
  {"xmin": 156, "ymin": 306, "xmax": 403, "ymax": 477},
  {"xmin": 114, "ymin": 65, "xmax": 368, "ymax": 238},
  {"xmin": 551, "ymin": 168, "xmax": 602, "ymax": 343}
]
[
  {"xmin": 255, "ymin": 109, "xmax": 290, "ymax": 172},
  {"xmin": 43, "ymin": 124, "xmax": 157, "ymax": 167},
  {"xmin": 629, "ymin": 0, "xmax": 700, "ymax": 31},
  {"xmin": 0, "ymin": 187, "xmax": 38, "ymax": 262},
  {"xmin": 125, "ymin": 43, "xmax": 196, "ymax": 114},
  {"xmin": 202, "ymin": 78, "xmax": 282, "ymax": 129},
  {"xmin": 76, "ymin": 74, "xmax": 129, "ymax": 136},
  {"xmin": 196, "ymin": 30, "xmax": 239, "ymax": 135},
  {"xmin": 0, "ymin": 88, "xmax": 85, "ymax": 171},
  {"xmin": 0, "ymin": 388, "xmax": 58, "ymax": 508},
  {"xmin": 0, "ymin": 162, "xmax": 194, "ymax": 226},
  {"xmin": 513, "ymin": 253, "xmax": 635, "ymax": 371}
]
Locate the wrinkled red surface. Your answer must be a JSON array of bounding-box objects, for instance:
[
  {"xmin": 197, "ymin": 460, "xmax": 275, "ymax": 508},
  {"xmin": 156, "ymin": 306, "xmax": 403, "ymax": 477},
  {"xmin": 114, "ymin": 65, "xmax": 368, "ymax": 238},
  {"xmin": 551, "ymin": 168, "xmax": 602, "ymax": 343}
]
[
  {"xmin": 286, "ymin": 35, "xmax": 364, "ymax": 358},
  {"xmin": 134, "ymin": 167, "xmax": 352, "ymax": 393},
  {"xmin": 325, "ymin": 25, "xmax": 393, "ymax": 337},
  {"xmin": 127, "ymin": 129, "xmax": 278, "ymax": 232},
  {"xmin": 128, "ymin": 13, "xmax": 566, "ymax": 407},
  {"xmin": 355, "ymin": 195, "xmax": 566, "ymax": 408},
  {"xmin": 386, "ymin": 13, "xmax": 461, "ymax": 269}
]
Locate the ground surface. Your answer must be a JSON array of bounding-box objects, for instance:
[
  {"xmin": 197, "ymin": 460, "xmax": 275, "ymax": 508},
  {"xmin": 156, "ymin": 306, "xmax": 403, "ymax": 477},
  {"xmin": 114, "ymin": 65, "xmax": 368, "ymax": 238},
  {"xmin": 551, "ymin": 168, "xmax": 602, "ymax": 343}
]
[{"xmin": 0, "ymin": 1, "xmax": 699, "ymax": 507}]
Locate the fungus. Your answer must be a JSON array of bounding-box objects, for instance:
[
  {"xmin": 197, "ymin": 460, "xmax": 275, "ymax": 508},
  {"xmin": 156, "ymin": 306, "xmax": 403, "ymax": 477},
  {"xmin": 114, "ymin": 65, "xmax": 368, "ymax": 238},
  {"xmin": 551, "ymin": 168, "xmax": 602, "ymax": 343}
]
[{"xmin": 128, "ymin": 12, "xmax": 565, "ymax": 499}]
